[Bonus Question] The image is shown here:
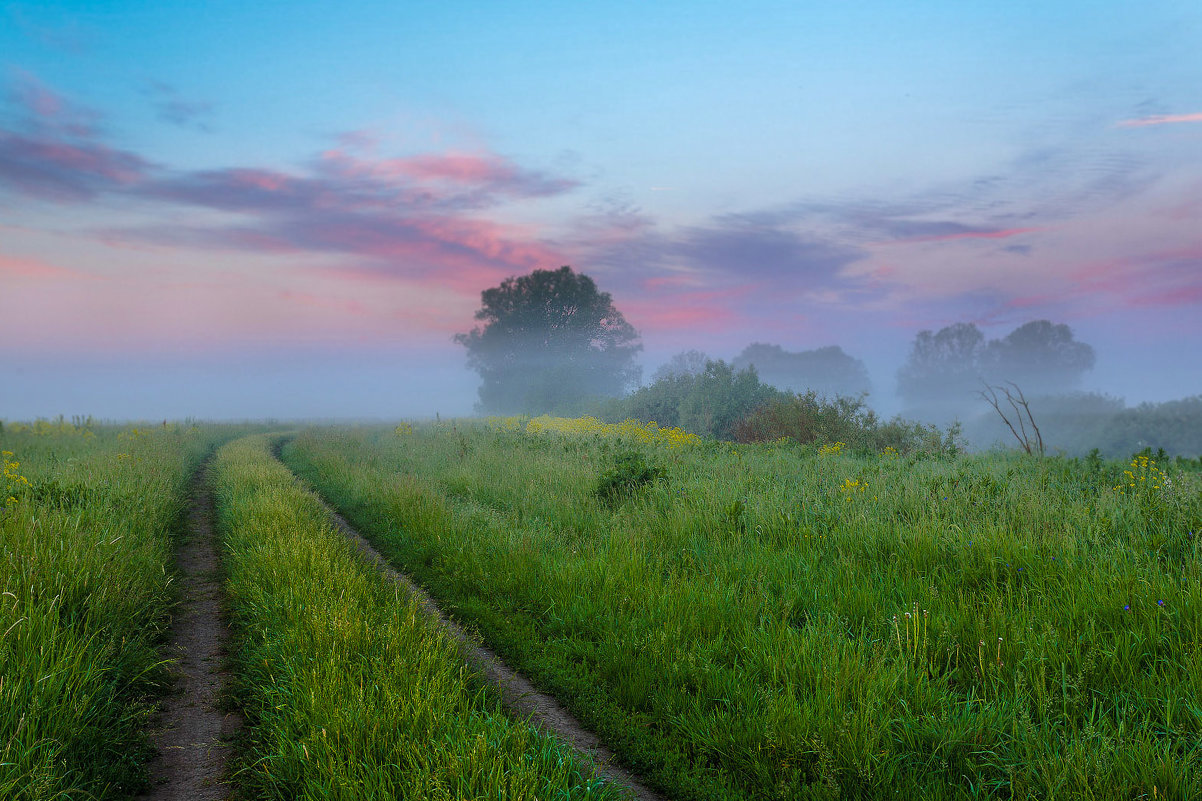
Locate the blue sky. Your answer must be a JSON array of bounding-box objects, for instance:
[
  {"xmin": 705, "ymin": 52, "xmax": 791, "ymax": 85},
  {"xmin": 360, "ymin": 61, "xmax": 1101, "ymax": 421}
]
[{"xmin": 2, "ymin": 0, "xmax": 1201, "ymax": 419}]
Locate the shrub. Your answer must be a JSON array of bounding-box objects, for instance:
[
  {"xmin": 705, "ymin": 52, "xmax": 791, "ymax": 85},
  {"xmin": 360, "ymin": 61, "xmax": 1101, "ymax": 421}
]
[
  {"xmin": 594, "ymin": 450, "xmax": 666, "ymax": 504},
  {"xmin": 598, "ymin": 360, "xmax": 782, "ymax": 439},
  {"xmin": 732, "ymin": 391, "xmax": 960, "ymax": 455}
]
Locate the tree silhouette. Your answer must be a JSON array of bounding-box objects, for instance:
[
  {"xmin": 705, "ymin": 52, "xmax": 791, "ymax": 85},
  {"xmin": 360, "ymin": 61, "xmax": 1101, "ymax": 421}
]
[
  {"xmin": 732, "ymin": 343, "xmax": 871, "ymax": 398},
  {"xmin": 652, "ymin": 350, "xmax": 710, "ymax": 382},
  {"xmin": 455, "ymin": 266, "xmax": 641, "ymax": 414},
  {"xmin": 897, "ymin": 322, "xmax": 986, "ymax": 413},
  {"xmin": 980, "ymin": 320, "xmax": 1095, "ymax": 394}
]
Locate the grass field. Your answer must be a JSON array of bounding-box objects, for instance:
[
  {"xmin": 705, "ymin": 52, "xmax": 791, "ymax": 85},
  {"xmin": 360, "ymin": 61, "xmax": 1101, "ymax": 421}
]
[
  {"xmin": 212, "ymin": 433, "xmax": 620, "ymax": 800},
  {"xmin": 0, "ymin": 421, "xmax": 238, "ymax": 799},
  {"xmin": 282, "ymin": 421, "xmax": 1202, "ymax": 800},
  {"xmin": 3, "ymin": 416, "xmax": 1200, "ymax": 799}
]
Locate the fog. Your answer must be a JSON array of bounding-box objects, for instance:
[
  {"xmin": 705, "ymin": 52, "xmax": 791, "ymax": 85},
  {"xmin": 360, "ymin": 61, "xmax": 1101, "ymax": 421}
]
[
  {"xmin": 4, "ymin": 321, "xmax": 1197, "ymax": 448},
  {"xmin": 2, "ymin": 349, "xmax": 478, "ymax": 423}
]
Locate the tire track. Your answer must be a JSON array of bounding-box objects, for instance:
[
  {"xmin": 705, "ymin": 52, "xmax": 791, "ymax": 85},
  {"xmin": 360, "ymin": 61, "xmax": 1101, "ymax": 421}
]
[
  {"xmin": 144, "ymin": 459, "xmax": 240, "ymax": 801},
  {"xmin": 271, "ymin": 446, "xmax": 668, "ymax": 801}
]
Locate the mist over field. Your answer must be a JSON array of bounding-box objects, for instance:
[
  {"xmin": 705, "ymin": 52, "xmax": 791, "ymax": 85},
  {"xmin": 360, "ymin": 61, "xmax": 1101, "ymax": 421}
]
[
  {"xmin": 5, "ymin": 7, "xmax": 1202, "ymax": 796},
  {"xmin": 1, "ymin": 2, "xmax": 1199, "ymax": 450}
]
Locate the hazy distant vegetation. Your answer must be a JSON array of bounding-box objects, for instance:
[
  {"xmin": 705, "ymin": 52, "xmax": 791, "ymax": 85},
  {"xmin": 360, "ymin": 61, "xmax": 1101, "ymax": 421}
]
[
  {"xmin": 455, "ymin": 266, "xmax": 1198, "ymax": 457},
  {"xmin": 599, "ymin": 359, "xmax": 959, "ymax": 455}
]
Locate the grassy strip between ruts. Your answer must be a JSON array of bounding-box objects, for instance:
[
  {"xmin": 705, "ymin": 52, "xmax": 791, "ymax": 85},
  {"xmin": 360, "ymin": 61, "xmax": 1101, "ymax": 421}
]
[
  {"xmin": 0, "ymin": 422, "xmax": 236, "ymax": 800},
  {"xmin": 282, "ymin": 424, "xmax": 1202, "ymax": 801},
  {"xmin": 212, "ymin": 433, "xmax": 625, "ymax": 800}
]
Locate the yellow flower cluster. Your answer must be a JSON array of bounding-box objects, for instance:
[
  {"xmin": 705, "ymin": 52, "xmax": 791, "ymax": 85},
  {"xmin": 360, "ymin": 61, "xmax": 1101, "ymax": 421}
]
[
  {"xmin": 394, "ymin": 422, "xmax": 414, "ymax": 436},
  {"xmin": 2, "ymin": 450, "xmax": 31, "ymax": 508},
  {"xmin": 840, "ymin": 477, "xmax": 867, "ymax": 501},
  {"xmin": 818, "ymin": 441, "xmax": 845, "ymax": 456},
  {"xmin": 118, "ymin": 427, "xmax": 149, "ymax": 440},
  {"xmin": 484, "ymin": 416, "xmax": 528, "ymax": 432},
  {"xmin": 491, "ymin": 415, "xmax": 701, "ymax": 447},
  {"xmin": 883, "ymin": 446, "xmax": 899, "ymax": 458},
  {"xmin": 4, "ymin": 418, "xmax": 94, "ymax": 437},
  {"xmin": 1114, "ymin": 455, "xmax": 1172, "ymax": 497}
]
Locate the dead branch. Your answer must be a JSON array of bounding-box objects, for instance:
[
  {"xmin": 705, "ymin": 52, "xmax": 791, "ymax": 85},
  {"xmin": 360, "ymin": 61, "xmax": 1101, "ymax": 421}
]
[{"xmin": 979, "ymin": 380, "xmax": 1044, "ymax": 457}]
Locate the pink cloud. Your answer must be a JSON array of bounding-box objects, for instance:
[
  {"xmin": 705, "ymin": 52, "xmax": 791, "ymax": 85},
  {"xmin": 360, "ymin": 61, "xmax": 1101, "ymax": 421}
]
[
  {"xmin": 278, "ymin": 289, "xmax": 369, "ymax": 316},
  {"xmin": 318, "ymin": 148, "xmax": 576, "ymax": 200},
  {"xmin": 620, "ymin": 287, "xmax": 747, "ymax": 333},
  {"xmin": 0, "ymin": 252, "xmax": 82, "ymax": 279},
  {"xmin": 623, "ymin": 301, "xmax": 739, "ymax": 332},
  {"xmin": 412, "ymin": 217, "xmax": 562, "ymax": 270},
  {"xmin": 1069, "ymin": 243, "xmax": 1202, "ymax": 310},
  {"xmin": 0, "ymin": 71, "xmax": 152, "ymax": 201},
  {"xmin": 6, "ymin": 68, "xmax": 103, "ymax": 138},
  {"xmin": 1116, "ymin": 112, "xmax": 1202, "ymax": 128},
  {"xmin": 226, "ymin": 169, "xmax": 291, "ymax": 192},
  {"xmin": 642, "ymin": 274, "xmax": 703, "ymax": 290},
  {"xmin": 1127, "ymin": 284, "xmax": 1202, "ymax": 308}
]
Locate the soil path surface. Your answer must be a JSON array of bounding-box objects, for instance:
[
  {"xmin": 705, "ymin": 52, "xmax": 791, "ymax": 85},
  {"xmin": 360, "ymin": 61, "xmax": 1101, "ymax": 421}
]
[
  {"xmin": 144, "ymin": 459, "xmax": 240, "ymax": 801},
  {"xmin": 273, "ymin": 450, "xmax": 667, "ymax": 801}
]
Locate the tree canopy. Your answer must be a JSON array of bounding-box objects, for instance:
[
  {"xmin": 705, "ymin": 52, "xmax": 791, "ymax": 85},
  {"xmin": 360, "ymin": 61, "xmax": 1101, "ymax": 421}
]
[
  {"xmin": 455, "ymin": 265, "xmax": 641, "ymax": 414},
  {"xmin": 897, "ymin": 320, "xmax": 1096, "ymax": 420},
  {"xmin": 731, "ymin": 342, "xmax": 872, "ymax": 398},
  {"xmin": 601, "ymin": 359, "xmax": 781, "ymax": 440},
  {"xmin": 651, "ymin": 350, "xmax": 711, "ymax": 382},
  {"xmin": 896, "ymin": 322, "xmax": 986, "ymax": 412},
  {"xmin": 980, "ymin": 320, "xmax": 1095, "ymax": 394}
]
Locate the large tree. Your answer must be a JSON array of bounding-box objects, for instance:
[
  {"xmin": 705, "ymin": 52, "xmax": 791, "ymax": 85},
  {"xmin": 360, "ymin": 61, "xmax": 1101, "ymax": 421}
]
[
  {"xmin": 897, "ymin": 322, "xmax": 986, "ymax": 407},
  {"xmin": 455, "ymin": 265, "xmax": 641, "ymax": 414},
  {"xmin": 897, "ymin": 319, "xmax": 1097, "ymax": 422},
  {"xmin": 979, "ymin": 320, "xmax": 1095, "ymax": 394}
]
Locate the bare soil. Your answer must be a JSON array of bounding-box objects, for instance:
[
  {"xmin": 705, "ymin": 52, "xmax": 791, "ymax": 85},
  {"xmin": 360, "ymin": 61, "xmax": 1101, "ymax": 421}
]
[
  {"xmin": 143, "ymin": 460, "xmax": 241, "ymax": 801},
  {"xmin": 290, "ymin": 467, "xmax": 667, "ymax": 801}
]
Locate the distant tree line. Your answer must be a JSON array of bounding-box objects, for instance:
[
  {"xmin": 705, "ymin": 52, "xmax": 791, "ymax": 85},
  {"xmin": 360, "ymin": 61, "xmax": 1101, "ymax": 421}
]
[
  {"xmin": 897, "ymin": 320, "xmax": 1095, "ymax": 422},
  {"xmin": 963, "ymin": 391, "xmax": 1202, "ymax": 458},
  {"xmin": 457, "ymin": 267, "xmax": 1198, "ymax": 457},
  {"xmin": 598, "ymin": 358, "xmax": 957, "ymax": 454}
]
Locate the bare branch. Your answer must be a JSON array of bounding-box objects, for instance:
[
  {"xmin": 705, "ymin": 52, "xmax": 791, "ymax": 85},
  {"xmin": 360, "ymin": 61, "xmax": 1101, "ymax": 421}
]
[{"xmin": 979, "ymin": 380, "xmax": 1044, "ymax": 456}]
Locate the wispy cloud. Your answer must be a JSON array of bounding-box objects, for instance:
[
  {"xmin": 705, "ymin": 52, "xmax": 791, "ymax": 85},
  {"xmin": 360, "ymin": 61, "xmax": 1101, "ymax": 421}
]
[
  {"xmin": 0, "ymin": 251, "xmax": 82, "ymax": 279},
  {"xmin": 1071, "ymin": 243, "xmax": 1202, "ymax": 310},
  {"xmin": 1, "ymin": 71, "xmax": 579, "ymax": 285},
  {"xmin": 5, "ymin": 5, "xmax": 95, "ymax": 54},
  {"xmin": 869, "ymin": 224, "xmax": 1042, "ymax": 246},
  {"xmin": 1116, "ymin": 112, "xmax": 1202, "ymax": 128},
  {"xmin": 0, "ymin": 69, "xmax": 152, "ymax": 200},
  {"xmin": 142, "ymin": 81, "xmax": 215, "ymax": 131},
  {"xmin": 0, "ymin": 131, "xmax": 152, "ymax": 201},
  {"xmin": 4, "ymin": 67, "xmax": 102, "ymax": 137}
]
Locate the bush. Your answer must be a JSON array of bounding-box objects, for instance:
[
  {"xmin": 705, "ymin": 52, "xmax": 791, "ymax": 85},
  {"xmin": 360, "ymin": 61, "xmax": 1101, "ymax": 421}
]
[
  {"xmin": 598, "ymin": 360, "xmax": 782, "ymax": 440},
  {"xmin": 594, "ymin": 450, "xmax": 666, "ymax": 504},
  {"xmin": 732, "ymin": 391, "xmax": 960, "ymax": 455}
]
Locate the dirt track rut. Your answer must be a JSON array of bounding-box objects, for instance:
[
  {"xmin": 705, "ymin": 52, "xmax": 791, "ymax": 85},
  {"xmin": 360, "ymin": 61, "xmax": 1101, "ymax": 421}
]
[
  {"xmin": 144, "ymin": 460, "xmax": 240, "ymax": 801},
  {"xmin": 272, "ymin": 447, "xmax": 667, "ymax": 801}
]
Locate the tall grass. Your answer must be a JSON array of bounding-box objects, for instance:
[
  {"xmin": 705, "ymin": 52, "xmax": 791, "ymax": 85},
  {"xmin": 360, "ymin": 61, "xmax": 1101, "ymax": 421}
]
[
  {"xmin": 212, "ymin": 434, "xmax": 624, "ymax": 800},
  {"xmin": 0, "ymin": 422, "xmax": 232, "ymax": 800},
  {"xmin": 284, "ymin": 424, "xmax": 1202, "ymax": 800}
]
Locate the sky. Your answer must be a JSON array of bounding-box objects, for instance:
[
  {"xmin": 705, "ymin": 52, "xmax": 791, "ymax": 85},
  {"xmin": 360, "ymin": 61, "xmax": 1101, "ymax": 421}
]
[{"xmin": 2, "ymin": 0, "xmax": 1200, "ymax": 420}]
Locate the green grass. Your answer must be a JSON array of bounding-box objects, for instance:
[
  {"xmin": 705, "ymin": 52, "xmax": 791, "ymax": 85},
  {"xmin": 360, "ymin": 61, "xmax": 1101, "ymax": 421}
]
[
  {"xmin": 212, "ymin": 433, "xmax": 625, "ymax": 800},
  {"xmin": 282, "ymin": 423, "xmax": 1202, "ymax": 800},
  {"xmin": 0, "ymin": 421, "xmax": 236, "ymax": 800}
]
